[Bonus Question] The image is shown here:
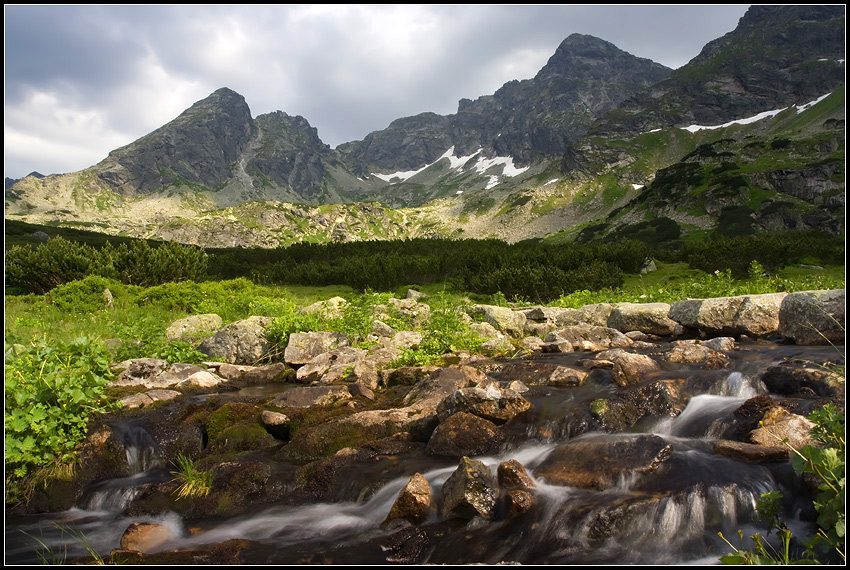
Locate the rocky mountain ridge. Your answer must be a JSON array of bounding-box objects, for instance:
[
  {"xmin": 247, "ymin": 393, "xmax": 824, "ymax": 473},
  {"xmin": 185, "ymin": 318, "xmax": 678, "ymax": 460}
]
[{"xmin": 4, "ymin": 5, "xmax": 845, "ymax": 248}]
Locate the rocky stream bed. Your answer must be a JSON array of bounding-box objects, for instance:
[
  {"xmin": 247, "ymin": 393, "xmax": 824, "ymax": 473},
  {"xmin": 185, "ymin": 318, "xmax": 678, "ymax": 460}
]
[{"xmin": 5, "ymin": 289, "xmax": 845, "ymax": 565}]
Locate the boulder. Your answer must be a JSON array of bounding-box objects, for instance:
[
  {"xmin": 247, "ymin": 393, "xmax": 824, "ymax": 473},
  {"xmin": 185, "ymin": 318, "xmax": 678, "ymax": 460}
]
[
  {"xmin": 555, "ymin": 303, "xmax": 617, "ymax": 327},
  {"xmin": 468, "ymin": 305, "xmax": 527, "ymax": 338},
  {"xmin": 154, "ymin": 363, "xmax": 208, "ymax": 387},
  {"xmin": 198, "ymin": 317, "xmax": 274, "ymax": 365},
  {"xmin": 664, "ymin": 343, "xmax": 731, "ymax": 368},
  {"xmin": 607, "ymin": 302, "xmax": 680, "ymax": 336},
  {"xmin": 297, "ymin": 296, "xmax": 349, "ymax": 319},
  {"xmin": 119, "ymin": 522, "xmax": 173, "ymax": 553},
  {"xmin": 387, "ymin": 297, "xmax": 431, "ymax": 327},
  {"xmin": 735, "ymin": 293, "xmax": 789, "ymax": 335},
  {"xmin": 237, "ymin": 362, "xmax": 289, "ymax": 384},
  {"xmin": 381, "ymin": 366, "xmax": 440, "ymax": 388},
  {"xmin": 166, "ymin": 314, "xmax": 222, "ymax": 342},
  {"xmin": 295, "ymin": 347, "xmax": 367, "ymax": 384},
  {"xmin": 436, "ymin": 383, "xmax": 531, "ymax": 425},
  {"xmin": 523, "ymin": 322, "xmax": 555, "ymax": 338},
  {"xmin": 495, "ymin": 361, "xmax": 588, "ymax": 387},
  {"xmin": 749, "ymin": 408, "xmax": 816, "ymax": 449},
  {"xmin": 406, "ymin": 289, "xmax": 426, "ymax": 301},
  {"xmin": 619, "ymin": 379, "xmax": 687, "ymax": 419},
  {"xmin": 348, "ymin": 347, "xmax": 403, "ymax": 389},
  {"xmin": 479, "ymin": 337, "xmax": 515, "ymax": 356},
  {"xmin": 260, "ymin": 410, "xmax": 291, "ymax": 440},
  {"xmin": 540, "ymin": 339, "xmax": 574, "ymax": 353},
  {"xmin": 502, "ymin": 489, "xmax": 534, "ymax": 518},
  {"xmin": 208, "ymin": 460, "xmax": 275, "ymax": 516},
  {"xmin": 595, "ymin": 349, "xmax": 661, "ymax": 387},
  {"xmin": 497, "ymin": 459, "xmax": 536, "ymax": 491},
  {"xmin": 119, "ymin": 389, "xmax": 181, "ymax": 409},
  {"xmin": 426, "ymin": 412, "xmax": 504, "ymax": 457},
  {"xmin": 518, "ymin": 336, "xmax": 546, "ymax": 353},
  {"xmin": 533, "ymin": 434, "xmax": 673, "ymax": 490},
  {"xmin": 371, "ymin": 320, "xmax": 396, "ymax": 338},
  {"xmin": 177, "ymin": 370, "xmax": 224, "ymax": 389},
  {"xmin": 215, "ymin": 363, "xmax": 257, "ymax": 380},
  {"xmin": 760, "ymin": 361, "xmax": 844, "ymax": 398},
  {"xmin": 284, "ymin": 331, "xmax": 352, "ymax": 366},
  {"xmin": 669, "ymin": 293, "xmax": 787, "ymax": 337},
  {"xmin": 440, "ymin": 457, "xmax": 498, "ymax": 520},
  {"xmin": 701, "ymin": 337, "xmax": 737, "ymax": 352},
  {"xmin": 384, "ymin": 331, "xmax": 423, "ymax": 350},
  {"xmin": 544, "ymin": 324, "xmax": 633, "ymax": 352},
  {"xmin": 402, "ymin": 367, "xmax": 483, "ymax": 408},
  {"xmin": 712, "ymin": 440, "xmax": 790, "ymax": 463},
  {"xmin": 109, "ymin": 358, "xmax": 170, "ymax": 388},
  {"xmin": 469, "ymin": 321, "xmax": 503, "ymax": 339},
  {"xmin": 778, "ymin": 289, "xmax": 845, "ymax": 345}
]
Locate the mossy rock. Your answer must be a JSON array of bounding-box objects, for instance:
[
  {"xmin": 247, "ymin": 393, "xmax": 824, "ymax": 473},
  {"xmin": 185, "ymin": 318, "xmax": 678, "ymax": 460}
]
[
  {"xmin": 282, "ymin": 419, "xmax": 400, "ymax": 462},
  {"xmin": 206, "ymin": 402, "xmax": 262, "ymax": 441},
  {"xmin": 207, "ymin": 423, "xmax": 279, "ymax": 455}
]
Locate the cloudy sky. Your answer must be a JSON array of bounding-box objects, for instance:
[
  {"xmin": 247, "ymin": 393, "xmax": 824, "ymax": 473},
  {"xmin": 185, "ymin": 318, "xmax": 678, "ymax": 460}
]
[{"xmin": 5, "ymin": 4, "xmax": 750, "ymax": 179}]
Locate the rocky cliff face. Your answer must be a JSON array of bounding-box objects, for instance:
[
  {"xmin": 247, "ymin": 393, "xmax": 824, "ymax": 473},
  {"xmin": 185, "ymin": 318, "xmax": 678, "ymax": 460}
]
[
  {"xmin": 247, "ymin": 111, "xmax": 333, "ymax": 200},
  {"xmin": 590, "ymin": 5, "xmax": 846, "ymax": 136},
  {"xmin": 95, "ymin": 88, "xmax": 256, "ymax": 197},
  {"xmin": 338, "ymin": 34, "xmax": 671, "ymax": 174}
]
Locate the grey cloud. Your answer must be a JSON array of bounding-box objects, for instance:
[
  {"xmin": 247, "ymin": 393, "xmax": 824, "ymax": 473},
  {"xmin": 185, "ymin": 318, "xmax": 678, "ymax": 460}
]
[{"xmin": 4, "ymin": 4, "xmax": 750, "ymax": 178}]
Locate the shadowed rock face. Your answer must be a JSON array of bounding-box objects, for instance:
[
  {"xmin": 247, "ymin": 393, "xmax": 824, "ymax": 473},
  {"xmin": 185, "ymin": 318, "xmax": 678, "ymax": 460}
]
[{"xmin": 247, "ymin": 111, "xmax": 332, "ymax": 199}]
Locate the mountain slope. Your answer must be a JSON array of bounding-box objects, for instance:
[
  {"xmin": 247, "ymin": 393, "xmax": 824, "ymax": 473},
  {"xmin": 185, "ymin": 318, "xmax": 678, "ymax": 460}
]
[{"xmin": 590, "ymin": 4, "xmax": 846, "ymax": 136}]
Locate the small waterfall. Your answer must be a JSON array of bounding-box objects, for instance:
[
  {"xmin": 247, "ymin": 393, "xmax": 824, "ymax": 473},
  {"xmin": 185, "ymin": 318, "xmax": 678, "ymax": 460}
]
[
  {"xmin": 651, "ymin": 371, "xmax": 767, "ymax": 439},
  {"xmin": 722, "ymin": 371, "xmax": 765, "ymax": 399},
  {"xmin": 79, "ymin": 421, "xmax": 163, "ymax": 513},
  {"xmin": 116, "ymin": 420, "xmax": 161, "ymax": 474}
]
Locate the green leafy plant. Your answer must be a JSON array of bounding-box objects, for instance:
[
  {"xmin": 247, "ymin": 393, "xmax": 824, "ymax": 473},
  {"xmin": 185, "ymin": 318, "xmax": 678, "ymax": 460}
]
[
  {"xmin": 171, "ymin": 454, "xmax": 212, "ymax": 499},
  {"xmin": 5, "ymin": 337, "xmax": 118, "ymax": 502},
  {"xmin": 790, "ymin": 404, "xmax": 845, "ymax": 561},
  {"xmin": 719, "ymin": 403, "xmax": 845, "ymax": 564},
  {"xmin": 390, "ymin": 293, "xmax": 484, "ymax": 366}
]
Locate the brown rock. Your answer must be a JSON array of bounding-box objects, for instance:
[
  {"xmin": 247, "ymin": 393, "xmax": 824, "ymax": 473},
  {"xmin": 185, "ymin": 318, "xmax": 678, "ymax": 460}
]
[
  {"xmin": 597, "ymin": 349, "xmax": 661, "ymax": 387},
  {"xmin": 533, "ymin": 434, "xmax": 673, "ymax": 490},
  {"xmin": 436, "ymin": 383, "xmax": 531, "ymax": 425},
  {"xmin": 426, "ymin": 412, "xmax": 504, "ymax": 457},
  {"xmin": 503, "ymin": 489, "xmax": 534, "ymax": 518},
  {"xmin": 384, "ymin": 472, "xmax": 434, "ymax": 525},
  {"xmin": 440, "ymin": 457, "xmax": 498, "ymax": 521},
  {"xmin": 749, "ymin": 408, "xmax": 816, "ymax": 449},
  {"xmin": 119, "ymin": 522, "xmax": 172, "ymax": 553},
  {"xmin": 497, "ymin": 459, "xmax": 536, "ymax": 491},
  {"xmin": 713, "ymin": 440, "xmax": 790, "ymax": 463}
]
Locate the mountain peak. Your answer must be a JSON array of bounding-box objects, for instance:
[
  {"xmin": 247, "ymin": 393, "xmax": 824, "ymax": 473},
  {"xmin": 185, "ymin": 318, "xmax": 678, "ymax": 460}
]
[
  {"xmin": 538, "ymin": 33, "xmax": 670, "ymax": 81},
  {"xmin": 96, "ymin": 87, "xmax": 255, "ymax": 196}
]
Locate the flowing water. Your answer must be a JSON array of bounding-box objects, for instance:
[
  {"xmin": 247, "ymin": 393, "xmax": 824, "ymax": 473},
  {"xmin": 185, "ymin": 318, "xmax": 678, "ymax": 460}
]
[{"xmin": 5, "ymin": 341, "xmax": 839, "ymax": 565}]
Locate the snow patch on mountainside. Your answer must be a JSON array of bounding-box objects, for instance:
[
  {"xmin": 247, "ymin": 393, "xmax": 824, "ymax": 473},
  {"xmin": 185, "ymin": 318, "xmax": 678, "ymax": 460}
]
[
  {"xmin": 471, "ymin": 154, "xmax": 529, "ymax": 177},
  {"xmin": 372, "ymin": 146, "xmax": 529, "ymax": 184},
  {"xmin": 682, "ymin": 93, "xmax": 832, "ymax": 133}
]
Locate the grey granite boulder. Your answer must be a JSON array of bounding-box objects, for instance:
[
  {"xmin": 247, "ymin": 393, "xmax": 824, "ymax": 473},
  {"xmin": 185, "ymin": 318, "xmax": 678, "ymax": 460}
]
[{"xmin": 777, "ymin": 289, "xmax": 845, "ymax": 345}]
